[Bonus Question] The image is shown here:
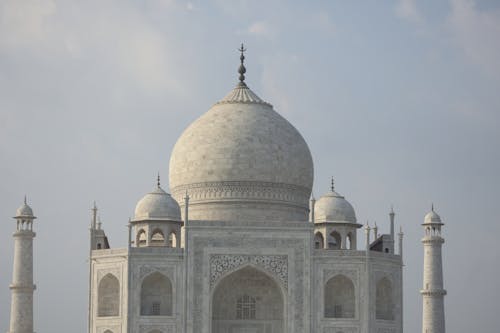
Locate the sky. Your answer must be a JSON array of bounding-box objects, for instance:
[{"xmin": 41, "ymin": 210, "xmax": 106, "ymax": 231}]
[{"xmin": 1, "ymin": 0, "xmax": 499, "ymax": 332}]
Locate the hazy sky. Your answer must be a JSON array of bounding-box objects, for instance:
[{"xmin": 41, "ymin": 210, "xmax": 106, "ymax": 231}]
[{"xmin": 1, "ymin": 0, "xmax": 499, "ymax": 332}]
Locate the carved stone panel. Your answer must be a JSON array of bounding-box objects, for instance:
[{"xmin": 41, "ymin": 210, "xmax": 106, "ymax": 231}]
[{"xmin": 209, "ymin": 254, "xmax": 288, "ymax": 288}]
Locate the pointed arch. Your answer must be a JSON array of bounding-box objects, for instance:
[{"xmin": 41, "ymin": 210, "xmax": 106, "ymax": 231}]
[
  {"xmin": 137, "ymin": 229, "xmax": 147, "ymax": 247},
  {"xmin": 150, "ymin": 229, "xmax": 165, "ymax": 246},
  {"xmin": 212, "ymin": 265, "xmax": 284, "ymax": 333},
  {"xmin": 376, "ymin": 277, "xmax": 394, "ymax": 320},
  {"xmin": 329, "ymin": 231, "xmax": 341, "ymax": 249},
  {"xmin": 314, "ymin": 232, "xmax": 324, "ymax": 249},
  {"xmin": 140, "ymin": 272, "xmax": 173, "ymax": 316},
  {"xmin": 324, "ymin": 274, "xmax": 355, "ymax": 318},
  {"xmin": 168, "ymin": 231, "xmax": 177, "ymax": 248},
  {"xmin": 98, "ymin": 274, "xmax": 120, "ymax": 317}
]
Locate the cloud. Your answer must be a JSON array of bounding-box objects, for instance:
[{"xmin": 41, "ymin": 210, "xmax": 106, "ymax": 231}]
[
  {"xmin": 0, "ymin": 0, "xmax": 187, "ymax": 95},
  {"xmin": 247, "ymin": 21, "xmax": 277, "ymax": 39},
  {"xmin": 447, "ymin": 0, "xmax": 500, "ymax": 78},
  {"xmin": 0, "ymin": 0, "xmax": 56, "ymax": 47},
  {"xmin": 395, "ymin": 0, "xmax": 423, "ymax": 24}
]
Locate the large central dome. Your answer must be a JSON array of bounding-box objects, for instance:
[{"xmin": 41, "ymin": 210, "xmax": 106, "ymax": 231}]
[{"xmin": 169, "ymin": 55, "xmax": 313, "ymax": 222}]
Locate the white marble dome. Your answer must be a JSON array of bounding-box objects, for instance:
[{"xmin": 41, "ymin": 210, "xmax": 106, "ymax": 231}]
[
  {"xmin": 169, "ymin": 83, "xmax": 314, "ymax": 222},
  {"xmin": 16, "ymin": 200, "xmax": 34, "ymax": 217},
  {"xmin": 133, "ymin": 186, "xmax": 181, "ymax": 221},
  {"xmin": 314, "ymin": 188, "xmax": 357, "ymax": 224},
  {"xmin": 424, "ymin": 208, "xmax": 442, "ymax": 224}
]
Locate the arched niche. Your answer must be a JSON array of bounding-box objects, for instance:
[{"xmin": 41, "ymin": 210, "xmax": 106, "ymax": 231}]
[
  {"xmin": 137, "ymin": 229, "xmax": 147, "ymax": 247},
  {"xmin": 211, "ymin": 266, "xmax": 284, "ymax": 333},
  {"xmin": 150, "ymin": 229, "xmax": 165, "ymax": 246},
  {"xmin": 329, "ymin": 231, "xmax": 341, "ymax": 249},
  {"xmin": 314, "ymin": 232, "xmax": 324, "ymax": 249},
  {"xmin": 324, "ymin": 274, "xmax": 355, "ymax": 318},
  {"xmin": 140, "ymin": 272, "xmax": 173, "ymax": 316},
  {"xmin": 168, "ymin": 231, "xmax": 177, "ymax": 248},
  {"xmin": 376, "ymin": 277, "xmax": 394, "ymax": 320},
  {"xmin": 98, "ymin": 274, "xmax": 120, "ymax": 317}
]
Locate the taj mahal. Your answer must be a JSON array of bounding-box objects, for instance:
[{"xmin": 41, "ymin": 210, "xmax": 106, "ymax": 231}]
[{"xmin": 6, "ymin": 47, "xmax": 447, "ymax": 333}]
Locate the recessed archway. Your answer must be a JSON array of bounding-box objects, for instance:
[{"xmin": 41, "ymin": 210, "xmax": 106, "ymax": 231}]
[{"xmin": 211, "ymin": 266, "xmax": 284, "ymax": 333}]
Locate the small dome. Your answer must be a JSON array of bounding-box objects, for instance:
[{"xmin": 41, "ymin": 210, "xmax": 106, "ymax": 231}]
[
  {"xmin": 424, "ymin": 208, "xmax": 442, "ymax": 224},
  {"xmin": 314, "ymin": 189, "xmax": 356, "ymax": 224},
  {"xmin": 15, "ymin": 197, "xmax": 34, "ymax": 217},
  {"xmin": 133, "ymin": 186, "xmax": 181, "ymax": 221}
]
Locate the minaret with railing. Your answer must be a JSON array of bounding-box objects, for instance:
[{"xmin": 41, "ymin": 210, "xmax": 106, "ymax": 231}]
[
  {"xmin": 8, "ymin": 197, "xmax": 37, "ymax": 333},
  {"xmin": 421, "ymin": 205, "xmax": 446, "ymax": 333}
]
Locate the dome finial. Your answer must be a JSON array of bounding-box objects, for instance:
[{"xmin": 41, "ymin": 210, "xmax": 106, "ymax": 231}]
[
  {"xmin": 157, "ymin": 172, "xmax": 161, "ymax": 188},
  {"xmin": 330, "ymin": 177, "xmax": 335, "ymax": 192},
  {"xmin": 238, "ymin": 43, "xmax": 247, "ymax": 86}
]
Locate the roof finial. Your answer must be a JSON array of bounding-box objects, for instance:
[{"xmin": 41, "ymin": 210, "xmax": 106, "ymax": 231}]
[
  {"xmin": 157, "ymin": 172, "xmax": 161, "ymax": 188},
  {"xmin": 331, "ymin": 177, "xmax": 335, "ymax": 192},
  {"xmin": 238, "ymin": 43, "xmax": 247, "ymax": 86}
]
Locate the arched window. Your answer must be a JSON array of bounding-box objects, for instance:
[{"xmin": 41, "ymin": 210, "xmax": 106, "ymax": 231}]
[
  {"xmin": 236, "ymin": 295, "xmax": 256, "ymax": 319},
  {"xmin": 347, "ymin": 232, "xmax": 354, "ymax": 250},
  {"xmin": 168, "ymin": 232, "xmax": 177, "ymax": 248},
  {"xmin": 98, "ymin": 274, "xmax": 120, "ymax": 317},
  {"xmin": 212, "ymin": 266, "xmax": 284, "ymax": 333},
  {"xmin": 137, "ymin": 229, "xmax": 147, "ymax": 247},
  {"xmin": 140, "ymin": 272, "xmax": 173, "ymax": 316},
  {"xmin": 151, "ymin": 229, "xmax": 165, "ymax": 246},
  {"xmin": 376, "ymin": 277, "xmax": 394, "ymax": 320},
  {"xmin": 329, "ymin": 231, "xmax": 341, "ymax": 250},
  {"xmin": 324, "ymin": 274, "xmax": 355, "ymax": 318},
  {"xmin": 314, "ymin": 232, "xmax": 324, "ymax": 249}
]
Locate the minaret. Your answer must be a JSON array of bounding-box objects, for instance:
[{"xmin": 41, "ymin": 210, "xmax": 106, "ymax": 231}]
[
  {"xmin": 8, "ymin": 197, "xmax": 37, "ymax": 333},
  {"xmin": 421, "ymin": 205, "xmax": 446, "ymax": 333}
]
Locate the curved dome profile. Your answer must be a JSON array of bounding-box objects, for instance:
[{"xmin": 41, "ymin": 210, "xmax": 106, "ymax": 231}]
[
  {"xmin": 16, "ymin": 200, "xmax": 34, "ymax": 217},
  {"xmin": 133, "ymin": 186, "xmax": 181, "ymax": 222},
  {"xmin": 314, "ymin": 187, "xmax": 357, "ymax": 224},
  {"xmin": 169, "ymin": 82, "xmax": 314, "ymax": 222},
  {"xmin": 424, "ymin": 207, "xmax": 442, "ymax": 224}
]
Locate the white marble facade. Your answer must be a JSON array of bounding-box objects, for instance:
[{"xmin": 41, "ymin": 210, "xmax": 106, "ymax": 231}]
[{"xmin": 87, "ymin": 56, "xmax": 406, "ymax": 333}]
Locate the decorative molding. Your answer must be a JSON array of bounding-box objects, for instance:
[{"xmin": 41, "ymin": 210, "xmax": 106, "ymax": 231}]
[
  {"xmin": 377, "ymin": 328, "xmax": 396, "ymax": 333},
  {"xmin": 138, "ymin": 265, "xmax": 174, "ymax": 281},
  {"xmin": 323, "ymin": 327, "xmax": 358, "ymax": 333},
  {"xmin": 139, "ymin": 324, "xmax": 175, "ymax": 333},
  {"xmin": 97, "ymin": 268, "xmax": 121, "ymax": 282},
  {"xmin": 323, "ymin": 269, "xmax": 358, "ymax": 284},
  {"xmin": 172, "ymin": 181, "xmax": 310, "ymax": 208},
  {"xmin": 97, "ymin": 325, "xmax": 121, "ymax": 333},
  {"xmin": 209, "ymin": 254, "xmax": 288, "ymax": 288}
]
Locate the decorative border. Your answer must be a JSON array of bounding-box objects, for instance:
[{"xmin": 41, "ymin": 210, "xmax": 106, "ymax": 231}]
[
  {"xmin": 209, "ymin": 254, "xmax": 288, "ymax": 289},
  {"xmin": 172, "ymin": 181, "xmax": 310, "ymax": 208}
]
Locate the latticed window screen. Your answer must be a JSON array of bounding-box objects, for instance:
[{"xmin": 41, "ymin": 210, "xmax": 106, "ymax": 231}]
[
  {"xmin": 151, "ymin": 302, "xmax": 161, "ymax": 315},
  {"xmin": 236, "ymin": 295, "xmax": 256, "ymax": 319}
]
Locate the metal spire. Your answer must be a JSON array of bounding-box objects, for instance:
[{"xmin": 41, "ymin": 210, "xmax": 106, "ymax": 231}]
[{"xmin": 238, "ymin": 43, "xmax": 247, "ymax": 86}]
